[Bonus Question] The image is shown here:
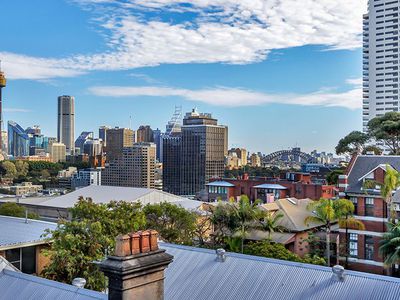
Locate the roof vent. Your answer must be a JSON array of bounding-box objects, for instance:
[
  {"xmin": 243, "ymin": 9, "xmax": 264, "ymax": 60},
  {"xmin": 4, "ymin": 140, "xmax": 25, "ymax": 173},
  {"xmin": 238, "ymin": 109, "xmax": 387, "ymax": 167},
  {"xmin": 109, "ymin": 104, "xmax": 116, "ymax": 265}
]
[
  {"xmin": 332, "ymin": 265, "xmax": 345, "ymax": 281},
  {"xmin": 72, "ymin": 277, "xmax": 86, "ymax": 288},
  {"xmin": 215, "ymin": 248, "xmax": 226, "ymax": 262},
  {"xmin": 287, "ymin": 198, "xmax": 297, "ymax": 205}
]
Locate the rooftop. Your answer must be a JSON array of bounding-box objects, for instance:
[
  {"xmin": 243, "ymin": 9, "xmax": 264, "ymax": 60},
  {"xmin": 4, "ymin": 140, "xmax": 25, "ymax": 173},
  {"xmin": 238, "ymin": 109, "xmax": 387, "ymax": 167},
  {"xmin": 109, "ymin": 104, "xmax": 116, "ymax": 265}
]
[
  {"xmin": 206, "ymin": 181, "xmax": 235, "ymax": 187},
  {"xmin": 0, "ymin": 216, "xmax": 57, "ymax": 250},
  {"xmin": 253, "ymin": 183, "xmax": 287, "ymax": 190}
]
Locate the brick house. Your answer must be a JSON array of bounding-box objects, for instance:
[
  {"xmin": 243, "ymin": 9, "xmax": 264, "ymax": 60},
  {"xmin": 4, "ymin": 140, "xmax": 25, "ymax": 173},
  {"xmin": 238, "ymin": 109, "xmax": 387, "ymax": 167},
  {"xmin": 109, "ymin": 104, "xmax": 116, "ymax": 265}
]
[{"xmin": 338, "ymin": 155, "xmax": 400, "ymax": 275}]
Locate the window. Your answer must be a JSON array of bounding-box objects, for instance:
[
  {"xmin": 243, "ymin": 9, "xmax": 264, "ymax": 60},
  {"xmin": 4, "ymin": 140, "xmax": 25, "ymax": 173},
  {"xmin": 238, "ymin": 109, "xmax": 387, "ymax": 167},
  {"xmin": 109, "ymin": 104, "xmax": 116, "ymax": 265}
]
[
  {"xmin": 365, "ymin": 235, "xmax": 374, "ymax": 261},
  {"xmin": 5, "ymin": 248, "xmax": 21, "ymax": 270},
  {"xmin": 350, "ymin": 197, "xmax": 358, "ymax": 215},
  {"xmin": 349, "ymin": 233, "xmax": 358, "ymax": 257},
  {"xmin": 365, "ymin": 197, "xmax": 374, "ymax": 217}
]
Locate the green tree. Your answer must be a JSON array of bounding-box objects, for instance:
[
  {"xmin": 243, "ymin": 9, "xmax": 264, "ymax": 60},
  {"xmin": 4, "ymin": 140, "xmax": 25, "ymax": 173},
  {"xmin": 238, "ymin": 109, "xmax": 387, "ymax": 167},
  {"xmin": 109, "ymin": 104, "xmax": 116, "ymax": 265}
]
[
  {"xmin": 15, "ymin": 160, "xmax": 29, "ymax": 178},
  {"xmin": 143, "ymin": 202, "xmax": 197, "ymax": 245},
  {"xmin": 305, "ymin": 198, "xmax": 357, "ymax": 266},
  {"xmin": 379, "ymin": 223, "xmax": 400, "ymax": 269},
  {"xmin": 362, "ymin": 145, "xmax": 383, "ymax": 155},
  {"xmin": 381, "ymin": 165, "xmax": 400, "ymax": 223},
  {"xmin": 368, "ymin": 112, "xmax": 400, "ymax": 154},
  {"xmin": 0, "ymin": 202, "xmax": 38, "ymax": 219},
  {"xmin": 42, "ymin": 197, "xmax": 146, "ymax": 291},
  {"xmin": 335, "ymin": 131, "xmax": 370, "ymax": 155},
  {"xmin": 1, "ymin": 161, "xmax": 17, "ymax": 179},
  {"xmin": 259, "ymin": 211, "xmax": 285, "ymax": 239},
  {"xmin": 40, "ymin": 169, "xmax": 51, "ymax": 179},
  {"xmin": 245, "ymin": 240, "xmax": 326, "ymax": 266},
  {"xmin": 326, "ymin": 169, "xmax": 344, "ymax": 185}
]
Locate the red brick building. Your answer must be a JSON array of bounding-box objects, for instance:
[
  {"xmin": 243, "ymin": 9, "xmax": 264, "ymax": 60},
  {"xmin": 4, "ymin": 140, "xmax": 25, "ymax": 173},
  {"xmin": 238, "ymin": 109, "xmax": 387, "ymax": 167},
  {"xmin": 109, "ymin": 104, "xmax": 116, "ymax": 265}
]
[
  {"xmin": 206, "ymin": 172, "xmax": 337, "ymax": 203},
  {"xmin": 338, "ymin": 155, "xmax": 400, "ymax": 275}
]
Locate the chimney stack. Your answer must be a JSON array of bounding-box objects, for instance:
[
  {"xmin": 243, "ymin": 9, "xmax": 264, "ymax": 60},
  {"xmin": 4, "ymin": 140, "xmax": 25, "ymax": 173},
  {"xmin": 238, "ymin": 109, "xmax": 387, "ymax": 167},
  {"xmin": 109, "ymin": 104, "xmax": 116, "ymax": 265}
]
[{"xmin": 98, "ymin": 230, "xmax": 173, "ymax": 300}]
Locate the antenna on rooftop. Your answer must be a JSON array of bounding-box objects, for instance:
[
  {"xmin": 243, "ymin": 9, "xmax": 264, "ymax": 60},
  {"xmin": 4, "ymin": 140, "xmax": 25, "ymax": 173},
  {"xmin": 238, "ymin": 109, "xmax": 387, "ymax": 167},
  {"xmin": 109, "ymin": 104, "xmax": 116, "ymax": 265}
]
[{"xmin": 129, "ymin": 116, "xmax": 132, "ymax": 129}]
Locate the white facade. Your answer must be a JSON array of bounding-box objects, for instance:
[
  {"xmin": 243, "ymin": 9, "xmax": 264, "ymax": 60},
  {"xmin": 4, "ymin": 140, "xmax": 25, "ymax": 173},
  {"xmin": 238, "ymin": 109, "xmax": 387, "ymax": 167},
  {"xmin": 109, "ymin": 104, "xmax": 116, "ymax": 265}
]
[
  {"xmin": 71, "ymin": 169, "xmax": 102, "ymax": 190},
  {"xmin": 363, "ymin": 1, "xmax": 400, "ymax": 132}
]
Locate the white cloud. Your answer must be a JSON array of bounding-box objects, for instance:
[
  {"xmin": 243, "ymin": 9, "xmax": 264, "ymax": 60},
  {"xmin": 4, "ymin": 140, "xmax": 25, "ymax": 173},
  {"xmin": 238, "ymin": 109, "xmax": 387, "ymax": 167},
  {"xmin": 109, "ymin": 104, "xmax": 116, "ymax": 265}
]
[
  {"xmin": 346, "ymin": 77, "xmax": 362, "ymax": 87},
  {"xmin": 3, "ymin": 108, "xmax": 31, "ymax": 113},
  {"xmin": 88, "ymin": 80, "xmax": 362, "ymax": 109},
  {"xmin": 1, "ymin": 0, "xmax": 367, "ymax": 80}
]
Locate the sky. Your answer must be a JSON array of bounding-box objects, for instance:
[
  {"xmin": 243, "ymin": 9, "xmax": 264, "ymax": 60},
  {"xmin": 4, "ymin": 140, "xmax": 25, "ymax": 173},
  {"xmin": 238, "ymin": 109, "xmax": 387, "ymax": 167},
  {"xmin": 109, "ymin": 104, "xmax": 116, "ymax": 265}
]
[{"xmin": 0, "ymin": 0, "xmax": 367, "ymax": 154}]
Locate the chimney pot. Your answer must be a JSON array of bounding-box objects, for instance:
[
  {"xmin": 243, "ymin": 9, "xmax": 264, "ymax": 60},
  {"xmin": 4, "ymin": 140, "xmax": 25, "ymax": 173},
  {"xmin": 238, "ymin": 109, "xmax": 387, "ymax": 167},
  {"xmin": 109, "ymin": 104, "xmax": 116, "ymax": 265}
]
[
  {"xmin": 150, "ymin": 230, "xmax": 159, "ymax": 251},
  {"xmin": 130, "ymin": 232, "xmax": 141, "ymax": 255},
  {"xmin": 140, "ymin": 231, "xmax": 151, "ymax": 253},
  {"xmin": 115, "ymin": 234, "xmax": 131, "ymax": 257}
]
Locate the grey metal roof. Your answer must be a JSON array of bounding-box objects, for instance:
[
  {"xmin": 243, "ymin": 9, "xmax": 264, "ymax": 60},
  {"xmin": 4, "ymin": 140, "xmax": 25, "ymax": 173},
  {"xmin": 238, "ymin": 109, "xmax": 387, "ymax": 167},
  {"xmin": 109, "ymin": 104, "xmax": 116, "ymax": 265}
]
[
  {"xmin": 0, "ymin": 269, "xmax": 106, "ymax": 300},
  {"xmin": 346, "ymin": 155, "xmax": 400, "ymax": 194},
  {"xmin": 253, "ymin": 183, "xmax": 287, "ymax": 190},
  {"xmin": 0, "ymin": 216, "xmax": 57, "ymax": 250},
  {"xmin": 162, "ymin": 243, "xmax": 400, "ymax": 300},
  {"xmin": 33, "ymin": 185, "xmax": 203, "ymax": 210},
  {"xmin": 206, "ymin": 181, "xmax": 235, "ymax": 187}
]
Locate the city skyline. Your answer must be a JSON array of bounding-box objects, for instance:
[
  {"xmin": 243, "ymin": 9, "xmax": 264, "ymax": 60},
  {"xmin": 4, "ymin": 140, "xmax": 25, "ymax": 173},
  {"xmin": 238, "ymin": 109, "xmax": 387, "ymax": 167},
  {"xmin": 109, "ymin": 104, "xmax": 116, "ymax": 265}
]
[{"xmin": 0, "ymin": 1, "xmax": 367, "ymax": 154}]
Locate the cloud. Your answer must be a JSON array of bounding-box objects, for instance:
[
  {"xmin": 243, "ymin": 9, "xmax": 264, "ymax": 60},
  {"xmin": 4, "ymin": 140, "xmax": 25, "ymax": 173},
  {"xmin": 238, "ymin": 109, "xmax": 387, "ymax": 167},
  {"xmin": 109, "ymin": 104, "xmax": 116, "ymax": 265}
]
[
  {"xmin": 346, "ymin": 77, "xmax": 362, "ymax": 87},
  {"xmin": 3, "ymin": 108, "xmax": 31, "ymax": 113},
  {"xmin": 1, "ymin": 0, "xmax": 367, "ymax": 80},
  {"xmin": 88, "ymin": 80, "xmax": 361, "ymax": 109}
]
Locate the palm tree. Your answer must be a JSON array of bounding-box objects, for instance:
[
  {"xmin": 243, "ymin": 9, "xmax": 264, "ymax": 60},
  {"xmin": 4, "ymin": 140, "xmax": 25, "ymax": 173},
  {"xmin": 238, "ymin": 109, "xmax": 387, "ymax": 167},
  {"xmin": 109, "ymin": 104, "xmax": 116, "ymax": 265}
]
[
  {"xmin": 305, "ymin": 198, "xmax": 360, "ymax": 266},
  {"xmin": 230, "ymin": 195, "xmax": 264, "ymax": 253},
  {"xmin": 381, "ymin": 165, "xmax": 400, "ymax": 223},
  {"xmin": 259, "ymin": 211, "xmax": 285, "ymax": 239},
  {"xmin": 379, "ymin": 223, "xmax": 400, "ymax": 270}
]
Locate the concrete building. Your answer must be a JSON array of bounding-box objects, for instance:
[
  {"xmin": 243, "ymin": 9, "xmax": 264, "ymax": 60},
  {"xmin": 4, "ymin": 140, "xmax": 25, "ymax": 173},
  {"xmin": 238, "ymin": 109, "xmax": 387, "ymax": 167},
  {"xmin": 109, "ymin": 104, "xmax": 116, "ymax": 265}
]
[
  {"xmin": 250, "ymin": 153, "xmax": 261, "ymax": 167},
  {"xmin": 163, "ymin": 108, "xmax": 227, "ymax": 196},
  {"xmin": 99, "ymin": 125, "xmax": 110, "ymax": 147},
  {"xmin": 102, "ymin": 143, "xmax": 156, "ymax": 188},
  {"xmin": 9, "ymin": 182, "xmax": 43, "ymax": 196},
  {"xmin": 71, "ymin": 168, "xmax": 101, "ymax": 190},
  {"xmin": 48, "ymin": 142, "xmax": 66, "ymax": 163},
  {"xmin": 363, "ymin": 1, "xmax": 400, "ymax": 131},
  {"xmin": 105, "ymin": 127, "xmax": 134, "ymax": 161},
  {"xmin": 57, "ymin": 96, "xmax": 75, "ymax": 154},
  {"xmin": 137, "ymin": 125, "xmax": 154, "ymax": 143},
  {"xmin": 8, "ymin": 121, "xmax": 29, "ymax": 158}
]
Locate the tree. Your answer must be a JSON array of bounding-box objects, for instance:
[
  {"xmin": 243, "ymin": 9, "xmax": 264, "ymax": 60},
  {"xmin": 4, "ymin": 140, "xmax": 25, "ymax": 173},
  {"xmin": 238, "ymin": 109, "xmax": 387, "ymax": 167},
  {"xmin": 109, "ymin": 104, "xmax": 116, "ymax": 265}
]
[
  {"xmin": 259, "ymin": 211, "xmax": 285, "ymax": 239},
  {"xmin": 1, "ymin": 161, "xmax": 17, "ymax": 179},
  {"xmin": 42, "ymin": 197, "xmax": 146, "ymax": 291},
  {"xmin": 245, "ymin": 240, "xmax": 326, "ymax": 266},
  {"xmin": 305, "ymin": 198, "xmax": 356, "ymax": 266},
  {"xmin": 143, "ymin": 202, "xmax": 197, "ymax": 245},
  {"xmin": 335, "ymin": 131, "xmax": 370, "ymax": 155},
  {"xmin": 362, "ymin": 145, "xmax": 383, "ymax": 155},
  {"xmin": 368, "ymin": 112, "xmax": 400, "ymax": 154},
  {"xmin": 326, "ymin": 169, "xmax": 344, "ymax": 185},
  {"xmin": 381, "ymin": 165, "xmax": 400, "ymax": 223},
  {"xmin": 15, "ymin": 160, "xmax": 29, "ymax": 178},
  {"xmin": 0, "ymin": 202, "xmax": 39, "ymax": 219},
  {"xmin": 379, "ymin": 223, "xmax": 400, "ymax": 268}
]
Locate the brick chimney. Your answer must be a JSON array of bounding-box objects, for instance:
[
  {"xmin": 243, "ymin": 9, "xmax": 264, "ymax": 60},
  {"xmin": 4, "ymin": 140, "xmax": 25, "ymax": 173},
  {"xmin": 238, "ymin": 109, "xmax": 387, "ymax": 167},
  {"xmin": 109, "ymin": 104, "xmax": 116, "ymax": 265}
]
[{"xmin": 98, "ymin": 230, "xmax": 173, "ymax": 300}]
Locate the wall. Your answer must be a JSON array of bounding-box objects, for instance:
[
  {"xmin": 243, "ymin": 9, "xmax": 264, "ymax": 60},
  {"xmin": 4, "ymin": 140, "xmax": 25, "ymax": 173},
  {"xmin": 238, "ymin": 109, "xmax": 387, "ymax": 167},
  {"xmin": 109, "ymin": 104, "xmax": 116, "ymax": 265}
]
[{"xmin": 36, "ymin": 244, "xmax": 51, "ymax": 275}]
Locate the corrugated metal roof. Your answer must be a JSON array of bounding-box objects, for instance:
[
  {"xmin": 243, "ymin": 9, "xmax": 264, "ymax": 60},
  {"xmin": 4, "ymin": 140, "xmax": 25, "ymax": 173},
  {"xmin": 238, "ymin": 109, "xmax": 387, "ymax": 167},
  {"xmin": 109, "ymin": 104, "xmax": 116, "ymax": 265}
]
[
  {"xmin": 162, "ymin": 243, "xmax": 400, "ymax": 300},
  {"xmin": 253, "ymin": 183, "xmax": 287, "ymax": 190},
  {"xmin": 206, "ymin": 181, "xmax": 235, "ymax": 187},
  {"xmin": 0, "ymin": 269, "xmax": 106, "ymax": 300},
  {"xmin": 34, "ymin": 185, "xmax": 203, "ymax": 210},
  {"xmin": 0, "ymin": 216, "xmax": 57, "ymax": 250}
]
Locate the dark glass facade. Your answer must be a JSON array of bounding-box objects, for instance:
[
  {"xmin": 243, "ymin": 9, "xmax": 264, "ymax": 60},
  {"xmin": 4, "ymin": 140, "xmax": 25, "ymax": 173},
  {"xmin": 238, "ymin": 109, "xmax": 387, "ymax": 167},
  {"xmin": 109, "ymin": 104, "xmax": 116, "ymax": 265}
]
[{"xmin": 8, "ymin": 120, "xmax": 30, "ymax": 157}]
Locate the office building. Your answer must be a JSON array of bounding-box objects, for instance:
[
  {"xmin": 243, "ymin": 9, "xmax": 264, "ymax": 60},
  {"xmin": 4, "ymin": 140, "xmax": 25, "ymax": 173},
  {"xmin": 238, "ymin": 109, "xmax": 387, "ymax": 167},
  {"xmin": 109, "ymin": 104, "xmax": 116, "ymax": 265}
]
[
  {"xmin": 75, "ymin": 131, "xmax": 93, "ymax": 153},
  {"xmin": 26, "ymin": 126, "xmax": 48, "ymax": 156},
  {"xmin": 137, "ymin": 125, "xmax": 154, "ymax": 143},
  {"xmin": 71, "ymin": 168, "xmax": 102, "ymax": 190},
  {"xmin": 0, "ymin": 69, "xmax": 6, "ymax": 153},
  {"xmin": 83, "ymin": 139, "xmax": 103, "ymax": 157},
  {"xmin": 102, "ymin": 143, "xmax": 156, "ymax": 188},
  {"xmin": 8, "ymin": 121, "xmax": 30, "ymax": 157},
  {"xmin": 363, "ymin": 1, "xmax": 400, "ymax": 131},
  {"xmin": 163, "ymin": 108, "xmax": 227, "ymax": 195},
  {"xmin": 99, "ymin": 125, "xmax": 110, "ymax": 147},
  {"xmin": 57, "ymin": 95, "xmax": 75, "ymax": 154},
  {"xmin": 49, "ymin": 142, "xmax": 66, "ymax": 163},
  {"xmin": 153, "ymin": 128, "xmax": 163, "ymax": 162},
  {"xmin": 105, "ymin": 127, "xmax": 134, "ymax": 161}
]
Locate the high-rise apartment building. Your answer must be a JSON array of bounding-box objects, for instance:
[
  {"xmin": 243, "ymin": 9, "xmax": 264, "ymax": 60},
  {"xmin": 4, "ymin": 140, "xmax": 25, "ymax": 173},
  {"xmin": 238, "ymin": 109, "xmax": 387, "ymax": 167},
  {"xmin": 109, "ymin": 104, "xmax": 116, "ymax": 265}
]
[
  {"xmin": 163, "ymin": 109, "xmax": 227, "ymax": 196},
  {"xmin": 57, "ymin": 96, "xmax": 75, "ymax": 154},
  {"xmin": 137, "ymin": 125, "xmax": 154, "ymax": 143},
  {"xmin": 49, "ymin": 142, "xmax": 66, "ymax": 163},
  {"xmin": 363, "ymin": 1, "xmax": 400, "ymax": 131},
  {"xmin": 105, "ymin": 127, "xmax": 134, "ymax": 161},
  {"xmin": 102, "ymin": 143, "xmax": 156, "ymax": 188},
  {"xmin": 8, "ymin": 121, "xmax": 30, "ymax": 157}
]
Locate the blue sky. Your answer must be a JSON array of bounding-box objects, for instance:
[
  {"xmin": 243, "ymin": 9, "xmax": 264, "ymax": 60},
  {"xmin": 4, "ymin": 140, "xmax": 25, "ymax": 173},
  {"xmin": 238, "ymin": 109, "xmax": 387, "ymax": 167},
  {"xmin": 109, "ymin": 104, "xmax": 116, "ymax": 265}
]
[{"xmin": 0, "ymin": 0, "xmax": 366, "ymax": 154}]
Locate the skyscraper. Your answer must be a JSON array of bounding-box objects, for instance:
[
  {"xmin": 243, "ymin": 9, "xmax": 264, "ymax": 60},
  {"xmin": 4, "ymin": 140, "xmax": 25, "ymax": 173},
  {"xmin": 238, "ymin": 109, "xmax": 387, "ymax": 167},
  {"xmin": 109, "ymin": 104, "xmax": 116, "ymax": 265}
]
[
  {"xmin": 363, "ymin": 1, "xmax": 400, "ymax": 131},
  {"xmin": 57, "ymin": 95, "xmax": 75, "ymax": 154},
  {"xmin": 102, "ymin": 143, "xmax": 156, "ymax": 188},
  {"xmin": 75, "ymin": 131, "xmax": 94, "ymax": 153},
  {"xmin": 163, "ymin": 108, "xmax": 227, "ymax": 196},
  {"xmin": 99, "ymin": 125, "xmax": 110, "ymax": 147},
  {"xmin": 8, "ymin": 121, "xmax": 30, "ymax": 157},
  {"xmin": 137, "ymin": 125, "xmax": 154, "ymax": 143},
  {"xmin": 105, "ymin": 127, "xmax": 135, "ymax": 161},
  {"xmin": 0, "ymin": 67, "xmax": 6, "ymax": 153}
]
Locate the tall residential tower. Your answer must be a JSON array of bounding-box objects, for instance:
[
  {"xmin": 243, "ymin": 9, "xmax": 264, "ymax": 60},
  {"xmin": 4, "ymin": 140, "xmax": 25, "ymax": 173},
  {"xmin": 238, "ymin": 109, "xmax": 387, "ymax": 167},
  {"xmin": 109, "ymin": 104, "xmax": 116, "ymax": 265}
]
[
  {"xmin": 0, "ymin": 67, "xmax": 6, "ymax": 153},
  {"xmin": 57, "ymin": 95, "xmax": 75, "ymax": 154},
  {"xmin": 363, "ymin": 0, "xmax": 400, "ymax": 131}
]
